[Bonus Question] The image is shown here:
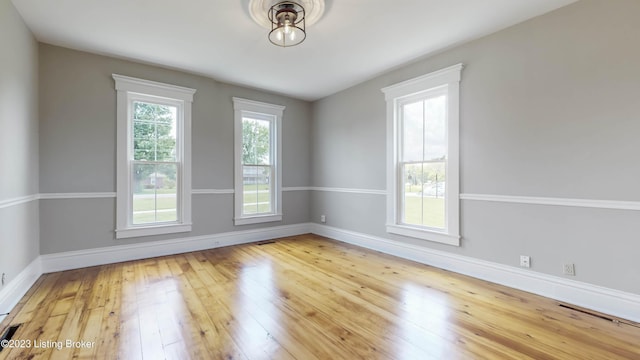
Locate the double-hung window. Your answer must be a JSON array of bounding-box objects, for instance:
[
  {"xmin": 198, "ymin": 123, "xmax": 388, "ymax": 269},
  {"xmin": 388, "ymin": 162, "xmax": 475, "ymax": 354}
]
[
  {"xmin": 382, "ymin": 64, "xmax": 463, "ymax": 246},
  {"xmin": 113, "ymin": 74, "xmax": 196, "ymax": 238},
  {"xmin": 233, "ymin": 97, "xmax": 283, "ymax": 225}
]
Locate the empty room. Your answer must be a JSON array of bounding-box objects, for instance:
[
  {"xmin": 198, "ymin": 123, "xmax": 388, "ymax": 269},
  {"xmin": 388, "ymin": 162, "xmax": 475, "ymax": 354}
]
[{"xmin": 1, "ymin": 0, "xmax": 639, "ymax": 358}]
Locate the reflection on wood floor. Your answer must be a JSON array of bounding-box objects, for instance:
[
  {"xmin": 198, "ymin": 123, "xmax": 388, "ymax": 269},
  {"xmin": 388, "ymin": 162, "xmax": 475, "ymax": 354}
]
[{"xmin": 1, "ymin": 234, "xmax": 639, "ymax": 359}]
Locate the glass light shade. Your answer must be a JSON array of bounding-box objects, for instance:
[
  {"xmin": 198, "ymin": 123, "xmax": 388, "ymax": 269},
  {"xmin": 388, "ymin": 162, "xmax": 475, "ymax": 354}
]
[{"xmin": 268, "ymin": 2, "xmax": 306, "ymax": 47}]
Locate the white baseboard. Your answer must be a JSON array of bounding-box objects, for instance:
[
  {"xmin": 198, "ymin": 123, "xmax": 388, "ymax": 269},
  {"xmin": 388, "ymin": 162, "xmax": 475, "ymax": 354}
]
[
  {"xmin": 0, "ymin": 257, "xmax": 42, "ymax": 320},
  {"xmin": 2, "ymin": 224, "xmax": 311, "ymax": 321},
  {"xmin": 41, "ymin": 223, "xmax": 311, "ymax": 273},
  {"xmin": 310, "ymin": 223, "xmax": 640, "ymax": 323},
  {"xmin": 4, "ymin": 222, "xmax": 638, "ymax": 325}
]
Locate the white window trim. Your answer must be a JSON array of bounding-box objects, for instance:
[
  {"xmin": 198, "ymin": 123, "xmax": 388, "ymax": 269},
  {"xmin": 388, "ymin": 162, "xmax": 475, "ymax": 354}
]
[
  {"xmin": 381, "ymin": 64, "xmax": 463, "ymax": 246},
  {"xmin": 113, "ymin": 74, "xmax": 196, "ymax": 239},
  {"xmin": 233, "ymin": 97, "xmax": 284, "ymax": 226}
]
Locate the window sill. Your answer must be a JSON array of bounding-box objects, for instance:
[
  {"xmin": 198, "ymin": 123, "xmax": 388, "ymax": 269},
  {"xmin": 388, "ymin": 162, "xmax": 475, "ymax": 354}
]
[
  {"xmin": 386, "ymin": 224, "xmax": 460, "ymax": 246},
  {"xmin": 116, "ymin": 223, "xmax": 192, "ymax": 239},
  {"xmin": 235, "ymin": 214, "xmax": 283, "ymax": 226}
]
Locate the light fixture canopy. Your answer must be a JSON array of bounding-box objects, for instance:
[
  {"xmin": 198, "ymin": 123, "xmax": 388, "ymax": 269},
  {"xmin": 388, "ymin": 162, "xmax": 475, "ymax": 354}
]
[{"xmin": 268, "ymin": 1, "xmax": 306, "ymax": 47}]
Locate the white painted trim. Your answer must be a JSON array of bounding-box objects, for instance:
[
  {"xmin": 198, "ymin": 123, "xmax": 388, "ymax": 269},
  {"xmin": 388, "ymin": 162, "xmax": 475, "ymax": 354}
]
[
  {"xmin": 39, "ymin": 190, "xmax": 238, "ymax": 197},
  {"xmin": 234, "ymin": 214, "xmax": 283, "ymax": 225},
  {"xmin": 309, "ymin": 187, "xmax": 387, "ymax": 195},
  {"xmin": 461, "ymin": 193, "xmax": 640, "ymax": 211},
  {"xmin": 8, "ymin": 191, "xmax": 638, "ymax": 214},
  {"xmin": 5, "ymin": 222, "xmax": 638, "ymax": 324},
  {"xmin": 386, "ymin": 224, "xmax": 460, "ymax": 246},
  {"xmin": 192, "ymin": 189, "xmax": 235, "ymax": 195},
  {"xmin": 112, "ymin": 74, "xmax": 196, "ymax": 101},
  {"xmin": 382, "ymin": 64, "xmax": 463, "ymax": 246},
  {"xmin": 194, "ymin": 187, "xmax": 385, "ymax": 194},
  {"xmin": 381, "ymin": 63, "xmax": 464, "ymax": 100},
  {"xmin": 230, "ymin": 186, "xmax": 384, "ymax": 194},
  {"xmin": 282, "ymin": 186, "xmax": 312, "ymax": 192},
  {"xmin": 231, "ymin": 97, "xmax": 286, "ymax": 114},
  {"xmin": 1, "ymin": 225, "xmax": 309, "ymax": 317},
  {"xmin": 0, "ymin": 257, "xmax": 42, "ymax": 318},
  {"xmin": 113, "ymin": 74, "xmax": 195, "ymax": 239},
  {"xmin": 39, "ymin": 192, "xmax": 116, "ymax": 199},
  {"xmin": 41, "ymin": 223, "xmax": 311, "ymax": 273},
  {"xmin": 233, "ymin": 97, "xmax": 284, "ymax": 226},
  {"xmin": 0, "ymin": 194, "xmax": 38, "ymax": 209},
  {"xmin": 0, "ymin": 188, "xmax": 382, "ymax": 209},
  {"xmin": 310, "ymin": 224, "xmax": 640, "ymax": 323}
]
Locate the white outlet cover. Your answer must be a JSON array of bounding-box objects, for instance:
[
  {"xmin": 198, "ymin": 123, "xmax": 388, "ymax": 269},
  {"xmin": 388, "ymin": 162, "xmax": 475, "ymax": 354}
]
[{"xmin": 563, "ymin": 263, "xmax": 576, "ymax": 275}]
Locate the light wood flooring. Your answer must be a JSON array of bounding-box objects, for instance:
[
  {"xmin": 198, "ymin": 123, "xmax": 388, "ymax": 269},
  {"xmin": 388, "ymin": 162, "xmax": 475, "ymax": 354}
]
[{"xmin": 1, "ymin": 234, "xmax": 638, "ymax": 359}]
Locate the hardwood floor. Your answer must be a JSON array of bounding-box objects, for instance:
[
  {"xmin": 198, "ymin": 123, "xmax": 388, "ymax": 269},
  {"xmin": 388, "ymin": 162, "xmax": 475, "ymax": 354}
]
[{"xmin": 1, "ymin": 234, "xmax": 638, "ymax": 359}]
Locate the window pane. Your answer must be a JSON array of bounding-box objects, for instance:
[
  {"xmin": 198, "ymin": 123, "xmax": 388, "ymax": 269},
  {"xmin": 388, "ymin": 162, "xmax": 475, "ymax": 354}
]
[
  {"xmin": 156, "ymin": 124, "xmax": 176, "ymax": 161},
  {"xmin": 242, "ymin": 165, "xmax": 272, "ymax": 215},
  {"xmin": 133, "ymin": 121, "xmax": 155, "ymax": 161},
  {"xmin": 424, "ymin": 95, "xmax": 447, "ymax": 161},
  {"xmin": 258, "ymin": 166, "xmax": 272, "ymax": 213},
  {"xmin": 402, "ymin": 162, "xmax": 445, "ymax": 229},
  {"xmin": 133, "ymin": 101, "xmax": 177, "ymax": 123},
  {"xmin": 132, "ymin": 163, "xmax": 178, "ymax": 224},
  {"xmin": 133, "ymin": 102, "xmax": 177, "ymax": 161},
  {"xmin": 402, "ymin": 101, "xmax": 424, "ymax": 162},
  {"xmin": 242, "ymin": 165, "xmax": 258, "ymax": 214},
  {"xmin": 242, "ymin": 118, "xmax": 271, "ymax": 165}
]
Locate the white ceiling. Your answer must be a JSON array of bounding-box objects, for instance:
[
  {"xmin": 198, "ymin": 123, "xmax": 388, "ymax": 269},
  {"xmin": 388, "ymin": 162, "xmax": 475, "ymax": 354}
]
[{"xmin": 12, "ymin": 0, "xmax": 576, "ymax": 101}]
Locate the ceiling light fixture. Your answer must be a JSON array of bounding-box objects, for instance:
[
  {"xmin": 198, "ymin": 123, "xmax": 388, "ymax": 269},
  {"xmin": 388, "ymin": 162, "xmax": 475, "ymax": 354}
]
[
  {"xmin": 268, "ymin": 1, "xmax": 306, "ymax": 47},
  {"xmin": 248, "ymin": 0, "xmax": 324, "ymax": 47}
]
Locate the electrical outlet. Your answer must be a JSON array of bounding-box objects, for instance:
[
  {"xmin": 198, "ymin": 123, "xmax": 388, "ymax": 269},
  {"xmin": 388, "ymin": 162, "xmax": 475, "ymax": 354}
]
[
  {"xmin": 519, "ymin": 255, "xmax": 531, "ymax": 268},
  {"xmin": 563, "ymin": 263, "xmax": 576, "ymax": 276},
  {"xmin": 320, "ymin": 215, "xmax": 326, "ymax": 223}
]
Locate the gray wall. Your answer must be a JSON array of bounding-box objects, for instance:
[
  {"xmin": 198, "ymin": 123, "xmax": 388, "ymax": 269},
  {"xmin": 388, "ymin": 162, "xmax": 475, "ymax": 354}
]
[
  {"xmin": 38, "ymin": 45, "xmax": 311, "ymax": 254},
  {"xmin": 310, "ymin": 0, "xmax": 640, "ymax": 294},
  {"xmin": 0, "ymin": 0, "xmax": 40, "ymax": 288},
  {"xmin": 7, "ymin": 0, "xmax": 639, "ymax": 297}
]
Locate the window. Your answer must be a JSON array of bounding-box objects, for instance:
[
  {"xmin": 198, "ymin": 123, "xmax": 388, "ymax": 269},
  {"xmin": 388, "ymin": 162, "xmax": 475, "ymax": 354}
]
[
  {"xmin": 382, "ymin": 64, "xmax": 463, "ymax": 246},
  {"xmin": 113, "ymin": 74, "xmax": 196, "ymax": 238},
  {"xmin": 233, "ymin": 97, "xmax": 283, "ymax": 225}
]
